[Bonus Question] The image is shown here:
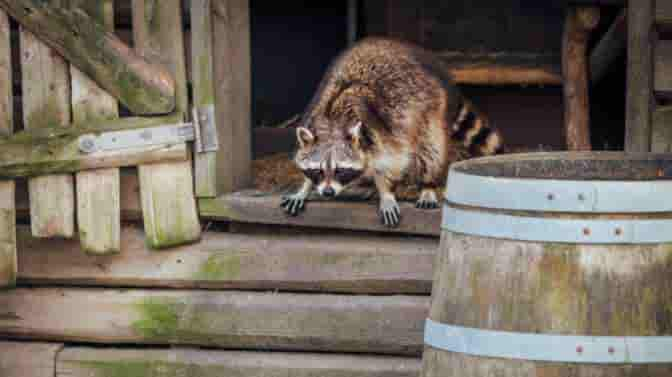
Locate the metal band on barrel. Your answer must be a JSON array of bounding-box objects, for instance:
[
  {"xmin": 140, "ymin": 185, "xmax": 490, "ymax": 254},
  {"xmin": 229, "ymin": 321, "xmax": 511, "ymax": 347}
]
[
  {"xmin": 446, "ymin": 170, "xmax": 672, "ymax": 213},
  {"xmin": 442, "ymin": 205, "xmax": 672, "ymax": 244},
  {"xmin": 424, "ymin": 319, "xmax": 672, "ymax": 364}
]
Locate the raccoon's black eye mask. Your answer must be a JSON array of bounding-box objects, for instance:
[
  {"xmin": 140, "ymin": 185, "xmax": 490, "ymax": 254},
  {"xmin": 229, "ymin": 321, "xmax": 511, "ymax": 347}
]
[
  {"xmin": 303, "ymin": 169, "xmax": 323, "ymax": 183},
  {"xmin": 334, "ymin": 168, "xmax": 362, "ymax": 184}
]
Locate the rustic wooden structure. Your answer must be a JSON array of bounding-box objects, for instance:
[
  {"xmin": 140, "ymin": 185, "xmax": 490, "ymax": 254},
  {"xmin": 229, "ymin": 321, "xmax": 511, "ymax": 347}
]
[{"xmin": 423, "ymin": 152, "xmax": 672, "ymax": 376}]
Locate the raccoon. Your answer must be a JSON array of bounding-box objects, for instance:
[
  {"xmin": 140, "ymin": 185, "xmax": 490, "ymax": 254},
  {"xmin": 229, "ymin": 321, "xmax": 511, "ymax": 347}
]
[{"xmin": 281, "ymin": 37, "xmax": 504, "ymax": 227}]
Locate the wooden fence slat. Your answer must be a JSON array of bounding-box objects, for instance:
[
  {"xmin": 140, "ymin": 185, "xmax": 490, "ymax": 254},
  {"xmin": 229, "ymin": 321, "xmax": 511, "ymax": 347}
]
[
  {"xmin": 0, "ymin": 9, "xmax": 15, "ymax": 287},
  {"xmin": 0, "ymin": 341, "xmax": 63, "ymax": 377},
  {"xmin": 17, "ymin": 225, "xmax": 437, "ymax": 294},
  {"xmin": 20, "ymin": 6, "xmax": 75, "ymax": 238},
  {"xmin": 0, "ymin": 288, "xmax": 428, "ymax": 355},
  {"xmin": 210, "ymin": 0, "xmax": 253, "ymax": 194},
  {"xmin": 133, "ymin": 0, "xmax": 201, "ymax": 249},
  {"xmin": 57, "ymin": 347, "xmax": 420, "ymax": 377},
  {"xmin": 71, "ymin": 0, "xmax": 121, "ymax": 255}
]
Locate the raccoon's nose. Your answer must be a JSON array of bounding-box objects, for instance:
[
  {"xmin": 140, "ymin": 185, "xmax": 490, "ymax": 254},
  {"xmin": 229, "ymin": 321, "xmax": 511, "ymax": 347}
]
[{"xmin": 323, "ymin": 187, "xmax": 335, "ymax": 197}]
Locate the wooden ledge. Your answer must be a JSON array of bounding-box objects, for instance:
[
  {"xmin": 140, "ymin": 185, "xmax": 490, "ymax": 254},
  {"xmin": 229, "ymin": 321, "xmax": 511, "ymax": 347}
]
[{"xmin": 198, "ymin": 190, "xmax": 442, "ymax": 237}]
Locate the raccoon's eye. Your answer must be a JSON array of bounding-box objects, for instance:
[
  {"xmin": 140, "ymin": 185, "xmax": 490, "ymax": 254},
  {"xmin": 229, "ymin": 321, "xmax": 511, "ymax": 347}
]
[
  {"xmin": 303, "ymin": 169, "xmax": 322, "ymax": 183},
  {"xmin": 334, "ymin": 168, "xmax": 362, "ymax": 184}
]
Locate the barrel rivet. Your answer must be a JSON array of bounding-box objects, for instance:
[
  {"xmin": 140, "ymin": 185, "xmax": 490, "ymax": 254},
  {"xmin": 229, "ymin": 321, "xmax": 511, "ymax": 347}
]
[
  {"xmin": 547, "ymin": 193, "xmax": 555, "ymax": 201},
  {"xmin": 578, "ymin": 193, "xmax": 585, "ymax": 201},
  {"xmin": 583, "ymin": 228, "xmax": 591, "ymax": 236},
  {"xmin": 608, "ymin": 347, "xmax": 615, "ymax": 354},
  {"xmin": 576, "ymin": 346, "xmax": 583, "ymax": 354},
  {"xmin": 614, "ymin": 228, "xmax": 623, "ymax": 236}
]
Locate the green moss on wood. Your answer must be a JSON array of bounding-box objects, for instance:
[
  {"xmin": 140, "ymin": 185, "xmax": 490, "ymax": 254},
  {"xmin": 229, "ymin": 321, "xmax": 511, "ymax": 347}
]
[
  {"xmin": 131, "ymin": 298, "xmax": 181, "ymax": 340},
  {"xmin": 196, "ymin": 253, "xmax": 243, "ymax": 280},
  {"xmin": 71, "ymin": 360, "xmax": 185, "ymax": 377}
]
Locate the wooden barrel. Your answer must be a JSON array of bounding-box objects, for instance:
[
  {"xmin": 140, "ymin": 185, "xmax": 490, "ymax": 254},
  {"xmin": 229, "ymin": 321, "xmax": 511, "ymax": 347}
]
[{"xmin": 422, "ymin": 152, "xmax": 672, "ymax": 376}]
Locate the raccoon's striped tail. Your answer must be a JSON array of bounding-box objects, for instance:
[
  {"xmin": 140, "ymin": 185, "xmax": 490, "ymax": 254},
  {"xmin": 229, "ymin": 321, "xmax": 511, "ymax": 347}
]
[{"xmin": 451, "ymin": 100, "xmax": 504, "ymax": 156}]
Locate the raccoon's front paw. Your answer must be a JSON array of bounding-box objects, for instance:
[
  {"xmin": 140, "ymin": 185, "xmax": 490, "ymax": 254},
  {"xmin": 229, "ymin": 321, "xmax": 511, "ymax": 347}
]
[
  {"xmin": 416, "ymin": 189, "xmax": 439, "ymax": 209},
  {"xmin": 379, "ymin": 197, "xmax": 401, "ymax": 227},
  {"xmin": 280, "ymin": 195, "xmax": 306, "ymax": 216}
]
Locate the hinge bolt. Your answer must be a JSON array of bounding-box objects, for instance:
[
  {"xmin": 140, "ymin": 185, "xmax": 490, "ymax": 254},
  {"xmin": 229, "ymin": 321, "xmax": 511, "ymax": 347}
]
[{"xmin": 576, "ymin": 346, "xmax": 583, "ymax": 354}]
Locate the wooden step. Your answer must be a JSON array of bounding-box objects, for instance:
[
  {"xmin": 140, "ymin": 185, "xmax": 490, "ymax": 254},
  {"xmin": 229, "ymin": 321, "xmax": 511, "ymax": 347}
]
[
  {"xmin": 17, "ymin": 225, "xmax": 436, "ymax": 294},
  {"xmin": 0, "ymin": 288, "xmax": 428, "ymax": 356},
  {"xmin": 199, "ymin": 190, "xmax": 442, "ymax": 237},
  {"xmin": 58, "ymin": 347, "xmax": 420, "ymax": 377},
  {"xmin": 0, "ymin": 341, "xmax": 62, "ymax": 377}
]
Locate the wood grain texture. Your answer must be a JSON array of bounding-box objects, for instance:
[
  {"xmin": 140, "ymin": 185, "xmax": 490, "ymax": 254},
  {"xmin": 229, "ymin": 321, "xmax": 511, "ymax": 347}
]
[
  {"xmin": 72, "ymin": 0, "xmax": 120, "ymax": 255},
  {"xmin": 0, "ymin": 341, "xmax": 63, "ymax": 377},
  {"xmin": 20, "ymin": 13, "xmax": 75, "ymax": 238},
  {"xmin": 17, "ymin": 225, "xmax": 436, "ymax": 294},
  {"xmin": 626, "ymin": 0, "xmax": 654, "ymax": 152},
  {"xmin": 562, "ymin": 7, "xmax": 599, "ymax": 151},
  {"xmin": 199, "ymin": 190, "xmax": 442, "ymax": 236},
  {"xmin": 654, "ymin": 40, "xmax": 672, "ymax": 99},
  {"xmin": 652, "ymin": 106, "xmax": 672, "ymax": 152},
  {"xmin": 0, "ymin": 0, "xmax": 176, "ymax": 115},
  {"xmin": 0, "ymin": 9, "xmax": 15, "ymax": 287},
  {"xmin": 58, "ymin": 347, "xmax": 420, "ymax": 377},
  {"xmin": 0, "ymin": 288, "xmax": 428, "ymax": 355},
  {"xmin": 442, "ymin": 53, "xmax": 562, "ymax": 86},
  {"xmin": 134, "ymin": 0, "xmax": 201, "ymax": 249},
  {"xmin": 211, "ymin": 0, "xmax": 253, "ymax": 193}
]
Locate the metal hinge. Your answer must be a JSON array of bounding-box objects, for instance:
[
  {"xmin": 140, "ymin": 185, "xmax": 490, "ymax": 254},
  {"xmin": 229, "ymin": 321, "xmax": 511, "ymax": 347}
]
[{"xmin": 78, "ymin": 106, "xmax": 219, "ymax": 154}]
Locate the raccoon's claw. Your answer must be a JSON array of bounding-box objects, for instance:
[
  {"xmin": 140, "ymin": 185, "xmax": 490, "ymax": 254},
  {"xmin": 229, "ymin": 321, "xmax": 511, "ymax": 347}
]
[
  {"xmin": 416, "ymin": 189, "xmax": 439, "ymax": 210},
  {"xmin": 379, "ymin": 198, "xmax": 401, "ymax": 227},
  {"xmin": 281, "ymin": 195, "xmax": 306, "ymax": 216}
]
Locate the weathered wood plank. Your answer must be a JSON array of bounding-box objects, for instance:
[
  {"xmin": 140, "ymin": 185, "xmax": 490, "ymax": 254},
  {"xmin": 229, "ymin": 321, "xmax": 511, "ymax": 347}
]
[
  {"xmin": 71, "ymin": 0, "xmax": 121, "ymax": 255},
  {"xmin": 17, "ymin": 225, "xmax": 436, "ymax": 294},
  {"xmin": 652, "ymin": 106, "xmax": 672, "ymax": 152},
  {"xmin": 562, "ymin": 7, "xmax": 599, "ymax": 151},
  {"xmin": 192, "ymin": 0, "xmax": 219, "ymax": 197},
  {"xmin": 626, "ymin": 0, "xmax": 654, "ymax": 152},
  {"xmin": 0, "ymin": 0, "xmax": 176, "ymax": 115},
  {"xmin": 211, "ymin": 0, "xmax": 253, "ymax": 194},
  {"xmin": 590, "ymin": 9, "xmax": 626, "ymax": 84},
  {"xmin": 20, "ymin": 10, "xmax": 75, "ymax": 238},
  {"xmin": 0, "ymin": 9, "xmax": 15, "ymax": 287},
  {"xmin": 199, "ymin": 191, "xmax": 441, "ymax": 237},
  {"xmin": 654, "ymin": 40, "xmax": 672, "ymax": 99},
  {"xmin": 0, "ymin": 341, "xmax": 63, "ymax": 377},
  {"xmin": 0, "ymin": 288, "xmax": 428, "ymax": 355},
  {"xmin": 58, "ymin": 347, "xmax": 420, "ymax": 377},
  {"xmin": 134, "ymin": 0, "xmax": 201, "ymax": 249}
]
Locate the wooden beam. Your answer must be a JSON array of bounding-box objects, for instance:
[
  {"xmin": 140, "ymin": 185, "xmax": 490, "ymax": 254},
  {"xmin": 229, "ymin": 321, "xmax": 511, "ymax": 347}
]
[
  {"xmin": 199, "ymin": 191, "xmax": 441, "ymax": 237},
  {"xmin": 57, "ymin": 347, "xmax": 420, "ymax": 377},
  {"xmin": 20, "ymin": 5, "xmax": 75, "ymax": 238},
  {"xmin": 133, "ymin": 0, "xmax": 201, "ymax": 249},
  {"xmin": 626, "ymin": 0, "xmax": 654, "ymax": 152},
  {"xmin": 17, "ymin": 225, "xmax": 436, "ymax": 294},
  {"xmin": 590, "ymin": 9, "xmax": 627, "ymax": 84},
  {"xmin": 654, "ymin": 40, "xmax": 672, "ymax": 100},
  {"xmin": 0, "ymin": 9, "xmax": 15, "ymax": 287},
  {"xmin": 0, "ymin": 288, "xmax": 428, "ymax": 355},
  {"xmin": 71, "ymin": 0, "xmax": 121, "ymax": 255},
  {"xmin": 210, "ymin": 0, "xmax": 253, "ymax": 194},
  {"xmin": 656, "ymin": 1, "xmax": 672, "ymax": 30},
  {"xmin": 562, "ymin": 7, "xmax": 600, "ymax": 151},
  {"xmin": 0, "ymin": 0, "xmax": 176, "ymax": 115},
  {"xmin": 0, "ymin": 342, "xmax": 63, "ymax": 377},
  {"xmin": 651, "ymin": 106, "xmax": 672, "ymax": 152}
]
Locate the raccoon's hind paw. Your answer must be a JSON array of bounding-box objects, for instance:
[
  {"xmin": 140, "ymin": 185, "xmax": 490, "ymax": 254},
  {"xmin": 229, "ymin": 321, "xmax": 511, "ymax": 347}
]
[
  {"xmin": 281, "ymin": 195, "xmax": 306, "ymax": 216},
  {"xmin": 379, "ymin": 197, "xmax": 401, "ymax": 227},
  {"xmin": 416, "ymin": 189, "xmax": 439, "ymax": 210}
]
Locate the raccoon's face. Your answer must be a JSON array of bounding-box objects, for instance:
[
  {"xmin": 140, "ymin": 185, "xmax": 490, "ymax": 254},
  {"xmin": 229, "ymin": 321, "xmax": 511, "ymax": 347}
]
[{"xmin": 294, "ymin": 123, "xmax": 367, "ymax": 198}]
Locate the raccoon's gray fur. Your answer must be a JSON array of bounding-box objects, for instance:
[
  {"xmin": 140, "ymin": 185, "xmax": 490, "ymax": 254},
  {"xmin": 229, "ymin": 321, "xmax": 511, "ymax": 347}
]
[{"xmin": 281, "ymin": 37, "xmax": 504, "ymax": 227}]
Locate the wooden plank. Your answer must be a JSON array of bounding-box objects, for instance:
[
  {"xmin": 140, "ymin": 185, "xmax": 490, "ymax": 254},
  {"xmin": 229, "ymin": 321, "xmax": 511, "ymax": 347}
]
[
  {"xmin": 0, "ymin": 341, "xmax": 63, "ymax": 377},
  {"xmin": 133, "ymin": 0, "xmax": 201, "ymax": 249},
  {"xmin": 590, "ymin": 9, "xmax": 627, "ymax": 84},
  {"xmin": 562, "ymin": 7, "xmax": 600, "ymax": 151},
  {"xmin": 58, "ymin": 347, "xmax": 420, "ymax": 377},
  {"xmin": 17, "ymin": 225, "xmax": 436, "ymax": 294},
  {"xmin": 71, "ymin": 0, "xmax": 120, "ymax": 255},
  {"xmin": 210, "ymin": 0, "xmax": 253, "ymax": 194},
  {"xmin": 20, "ymin": 8, "xmax": 75, "ymax": 238},
  {"xmin": 656, "ymin": 1, "xmax": 672, "ymax": 29},
  {"xmin": 0, "ymin": 288, "xmax": 428, "ymax": 355},
  {"xmin": 0, "ymin": 9, "xmax": 15, "ymax": 287},
  {"xmin": 651, "ymin": 106, "xmax": 672, "ymax": 152},
  {"xmin": 199, "ymin": 191, "xmax": 441, "ymax": 237},
  {"xmin": 654, "ymin": 40, "xmax": 672, "ymax": 99},
  {"xmin": 0, "ymin": 0, "xmax": 176, "ymax": 115},
  {"xmin": 192, "ymin": 0, "xmax": 218, "ymax": 197},
  {"xmin": 626, "ymin": 0, "xmax": 654, "ymax": 152}
]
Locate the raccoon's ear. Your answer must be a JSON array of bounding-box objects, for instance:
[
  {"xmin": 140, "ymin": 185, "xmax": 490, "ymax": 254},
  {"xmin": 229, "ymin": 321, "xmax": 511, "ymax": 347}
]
[{"xmin": 296, "ymin": 127, "xmax": 315, "ymax": 148}]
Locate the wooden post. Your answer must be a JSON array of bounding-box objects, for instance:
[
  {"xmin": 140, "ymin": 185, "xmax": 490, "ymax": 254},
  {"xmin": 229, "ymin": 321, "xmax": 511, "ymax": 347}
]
[
  {"xmin": 0, "ymin": 0, "xmax": 176, "ymax": 115},
  {"xmin": 70, "ymin": 0, "xmax": 121, "ymax": 255},
  {"xmin": 133, "ymin": 0, "xmax": 201, "ymax": 249},
  {"xmin": 590, "ymin": 9, "xmax": 627, "ymax": 84},
  {"xmin": 0, "ymin": 9, "xmax": 15, "ymax": 287},
  {"xmin": 626, "ymin": 0, "xmax": 654, "ymax": 152},
  {"xmin": 206, "ymin": 0, "xmax": 252, "ymax": 195},
  {"xmin": 20, "ymin": 1, "xmax": 75, "ymax": 238},
  {"xmin": 562, "ymin": 7, "xmax": 600, "ymax": 151}
]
